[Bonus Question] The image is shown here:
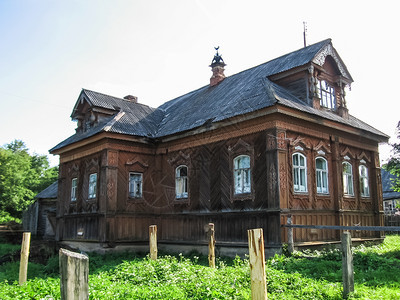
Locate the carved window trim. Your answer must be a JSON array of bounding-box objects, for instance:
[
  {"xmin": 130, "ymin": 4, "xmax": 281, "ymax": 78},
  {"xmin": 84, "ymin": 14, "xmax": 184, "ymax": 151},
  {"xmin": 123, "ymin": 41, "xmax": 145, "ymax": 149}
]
[
  {"xmin": 292, "ymin": 152, "xmax": 308, "ymax": 193},
  {"xmin": 228, "ymin": 139, "xmax": 255, "ymax": 201},
  {"xmin": 125, "ymin": 158, "xmax": 148, "ymax": 202},
  {"xmin": 342, "ymin": 162, "xmax": 354, "ymax": 197},
  {"xmin": 316, "ymin": 157, "xmax": 329, "ymax": 195}
]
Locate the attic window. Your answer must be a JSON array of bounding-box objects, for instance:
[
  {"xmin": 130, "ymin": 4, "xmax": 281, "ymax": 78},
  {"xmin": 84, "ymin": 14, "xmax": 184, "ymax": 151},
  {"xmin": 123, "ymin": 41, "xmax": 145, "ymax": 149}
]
[{"xmin": 318, "ymin": 80, "xmax": 336, "ymax": 109}]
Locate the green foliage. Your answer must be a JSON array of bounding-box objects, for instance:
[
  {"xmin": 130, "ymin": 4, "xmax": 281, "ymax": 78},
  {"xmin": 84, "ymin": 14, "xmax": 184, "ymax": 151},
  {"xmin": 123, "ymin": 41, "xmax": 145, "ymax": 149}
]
[
  {"xmin": 386, "ymin": 121, "xmax": 400, "ymax": 192},
  {"xmin": 0, "ymin": 236, "xmax": 400, "ymax": 299},
  {"xmin": 0, "ymin": 243, "xmax": 20, "ymax": 257},
  {"xmin": 0, "ymin": 140, "xmax": 58, "ymax": 221}
]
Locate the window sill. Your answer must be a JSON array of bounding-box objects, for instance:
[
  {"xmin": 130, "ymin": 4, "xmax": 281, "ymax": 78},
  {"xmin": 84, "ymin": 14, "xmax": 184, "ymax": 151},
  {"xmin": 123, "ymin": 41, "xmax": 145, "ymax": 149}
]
[
  {"xmin": 173, "ymin": 198, "xmax": 189, "ymax": 204},
  {"xmin": 128, "ymin": 197, "xmax": 144, "ymax": 202},
  {"xmin": 232, "ymin": 193, "xmax": 253, "ymax": 201}
]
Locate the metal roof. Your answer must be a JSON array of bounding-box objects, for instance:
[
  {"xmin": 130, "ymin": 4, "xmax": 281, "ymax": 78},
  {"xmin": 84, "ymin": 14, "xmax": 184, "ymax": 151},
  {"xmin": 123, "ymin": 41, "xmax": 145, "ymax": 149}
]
[
  {"xmin": 35, "ymin": 181, "xmax": 58, "ymax": 199},
  {"xmin": 51, "ymin": 39, "xmax": 388, "ymax": 153}
]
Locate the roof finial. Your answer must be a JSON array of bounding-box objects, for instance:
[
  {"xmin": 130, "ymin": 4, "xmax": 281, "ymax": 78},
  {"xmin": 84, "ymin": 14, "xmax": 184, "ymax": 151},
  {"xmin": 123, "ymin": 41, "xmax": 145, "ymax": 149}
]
[
  {"xmin": 211, "ymin": 46, "xmax": 225, "ymax": 65},
  {"xmin": 209, "ymin": 46, "xmax": 226, "ymax": 86}
]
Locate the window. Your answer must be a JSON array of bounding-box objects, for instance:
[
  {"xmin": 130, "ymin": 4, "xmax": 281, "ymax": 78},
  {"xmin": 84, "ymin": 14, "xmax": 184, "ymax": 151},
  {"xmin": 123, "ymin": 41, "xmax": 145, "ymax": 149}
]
[
  {"xmin": 293, "ymin": 153, "xmax": 307, "ymax": 192},
  {"xmin": 88, "ymin": 173, "xmax": 97, "ymax": 199},
  {"xmin": 359, "ymin": 165, "xmax": 370, "ymax": 197},
  {"xmin": 71, "ymin": 178, "xmax": 77, "ymax": 201},
  {"xmin": 129, "ymin": 173, "xmax": 143, "ymax": 198},
  {"xmin": 234, "ymin": 155, "xmax": 251, "ymax": 194},
  {"xmin": 176, "ymin": 166, "xmax": 188, "ymax": 198},
  {"xmin": 318, "ymin": 80, "xmax": 336, "ymax": 109},
  {"xmin": 342, "ymin": 162, "xmax": 354, "ymax": 196},
  {"xmin": 316, "ymin": 157, "xmax": 328, "ymax": 194}
]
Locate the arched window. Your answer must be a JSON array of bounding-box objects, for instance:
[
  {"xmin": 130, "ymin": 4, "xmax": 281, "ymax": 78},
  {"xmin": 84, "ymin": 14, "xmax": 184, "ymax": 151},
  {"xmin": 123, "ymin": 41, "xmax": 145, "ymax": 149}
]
[
  {"xmin": 342, "ymin": 162, "xmax": 354, "ymax": 196},
  {"xmin": 359, "ymin": 165, "xmax": 370, "ymax": 197},
  {"xmin": 316, "ymin": 157, "xmax": 328, "ymax": 194},
  {"xmin": 176, "ymin": 165, "xmax": 188, "ymax": 199},
  {"xmin": 233, "ymin": 155, "xmax": 251, "ymax": 194},
  {"xmin": 293, "ymin": 153, "xmax": 307, "ymax": 192}
]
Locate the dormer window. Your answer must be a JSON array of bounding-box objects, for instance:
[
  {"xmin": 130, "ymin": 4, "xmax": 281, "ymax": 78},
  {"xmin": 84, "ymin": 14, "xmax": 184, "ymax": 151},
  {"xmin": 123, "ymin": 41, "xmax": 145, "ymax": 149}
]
[{"xmin": 318, "ymin": 80, "xmax": 336, "ymax": 109}]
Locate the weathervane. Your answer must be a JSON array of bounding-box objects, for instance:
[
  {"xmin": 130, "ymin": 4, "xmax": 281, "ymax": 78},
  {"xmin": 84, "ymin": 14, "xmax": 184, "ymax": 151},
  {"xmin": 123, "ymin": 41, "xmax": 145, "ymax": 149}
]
[{"xmin": 211, "ymin": 46, "xmax": 225, "ymax": 65}]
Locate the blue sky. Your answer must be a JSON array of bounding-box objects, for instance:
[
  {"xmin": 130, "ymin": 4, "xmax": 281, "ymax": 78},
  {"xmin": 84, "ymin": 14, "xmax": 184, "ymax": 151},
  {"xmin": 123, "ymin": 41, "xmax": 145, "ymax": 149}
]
[{"xmin": 0, "ymin": 0, "xmax": 399, "ymax": 166}]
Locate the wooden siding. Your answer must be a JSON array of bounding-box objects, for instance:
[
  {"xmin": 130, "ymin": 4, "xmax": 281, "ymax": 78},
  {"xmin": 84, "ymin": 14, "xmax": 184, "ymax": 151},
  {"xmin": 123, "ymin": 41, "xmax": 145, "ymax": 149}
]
[{"xmin": 56, "ymin": 112, "xmax": 384, "ymax": 248}]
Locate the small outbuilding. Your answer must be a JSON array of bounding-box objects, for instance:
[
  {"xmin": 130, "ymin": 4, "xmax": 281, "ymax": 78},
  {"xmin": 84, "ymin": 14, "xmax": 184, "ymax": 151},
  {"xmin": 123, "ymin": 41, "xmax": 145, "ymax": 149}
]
[{"xmin": 23, "ymin": 181, "xmax": 58, "ymax": 239}]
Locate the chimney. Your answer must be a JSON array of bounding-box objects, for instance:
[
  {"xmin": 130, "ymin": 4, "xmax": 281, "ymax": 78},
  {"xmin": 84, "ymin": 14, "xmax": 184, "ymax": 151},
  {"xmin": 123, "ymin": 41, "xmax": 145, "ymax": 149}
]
[
  {"xmin": 124, "ymin": 95, "xmax": 138, "ymax": 103},
  {"xmin": 209, "ymin": 47, "xmax": 226, "ymax": 87}
]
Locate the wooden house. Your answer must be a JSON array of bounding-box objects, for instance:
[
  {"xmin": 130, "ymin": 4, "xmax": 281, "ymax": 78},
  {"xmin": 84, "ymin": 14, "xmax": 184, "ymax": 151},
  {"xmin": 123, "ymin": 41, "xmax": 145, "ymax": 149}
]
[{"xmin": 50, "ymin": 39, "xmax": 388, "ymax": 255}]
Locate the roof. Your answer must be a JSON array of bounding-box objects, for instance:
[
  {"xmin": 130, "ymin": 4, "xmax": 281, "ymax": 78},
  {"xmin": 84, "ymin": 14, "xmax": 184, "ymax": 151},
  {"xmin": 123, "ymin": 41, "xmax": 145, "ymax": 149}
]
[
  {"xmin": 35, "ymin": 181, "xmax": 58, "ymax": 199},
  {"xmin": 381, "ymin": 169, "xmax": 400, "ymax": 200},
  {"xmin": 51, "ymin": 39, "xmax": 388, "ymax": 153}
]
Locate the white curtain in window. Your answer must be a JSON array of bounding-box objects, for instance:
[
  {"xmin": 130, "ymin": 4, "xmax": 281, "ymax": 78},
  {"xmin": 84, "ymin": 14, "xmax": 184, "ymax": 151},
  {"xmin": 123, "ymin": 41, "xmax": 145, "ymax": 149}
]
[
  {"xmin": 293, "ymin": 153, "xmax": 307, "ymax": 192},
  {"xmin": 234, "ymin": 155, "xmax": 251, "ymax": 194},
  {"xmin": 129, "ymin": 173, "xmax": 143, "ymax": 198},
  {"xmin": 316, "ymin": 157, "xmax": 328, "ymax": 194},
  {"xmin": 88, "ymin": 173, "xmax": 97, "ymax": 199},
  {"xmin": 343, "ymin": 162, "xmax": 354, "ymax": 196},
  {"xmin": 359, "ymin": 165, "xmax": 370, "ymax": 197},
  {"xmin": 71, "ymin": 178, "xmax": 77, "ymax": 201},
  {"xmin": 176, "ymin": 166, "xmax": 188, "ymax": 198}
]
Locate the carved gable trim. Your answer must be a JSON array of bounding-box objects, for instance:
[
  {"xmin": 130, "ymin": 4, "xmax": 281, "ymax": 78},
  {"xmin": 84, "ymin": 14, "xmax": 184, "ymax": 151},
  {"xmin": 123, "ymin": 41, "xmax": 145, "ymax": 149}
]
[
  {"xmin": 314, "ymin": 141, "xmax": 331, "ymax": 154},
  {"xmin": 290, "ymin": 136, "xmax": 311, "ymax": 151},
  {"xmin": 126, "ymin": 158, "xmax": 149, "ymax": 169},
  {"xmin": 168, "ymin": 150, "xmax": 191, "ymax": 167},
  {"xmin": 340, "ymin": 147, "xmax": 355, "ymax": 159},
  {"xmin": 312, "ymin": 43, "xmax": 352, "ymax": 82},
  {"xmin": 228, "ymin": 138, "xmax": 252, "ymax": 153},
  {"xmin": 357, "ymin": 151, "xmax": 371, "ymax": 163}
]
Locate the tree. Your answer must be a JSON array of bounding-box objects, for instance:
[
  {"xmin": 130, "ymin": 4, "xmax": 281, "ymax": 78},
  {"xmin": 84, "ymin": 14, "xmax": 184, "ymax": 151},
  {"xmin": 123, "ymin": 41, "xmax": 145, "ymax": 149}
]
[
  {"xmin": 385, "ymin": 121, "xmax": 400, "ymax": 193},
  {"xmin": 0, "ymin": 140, "xmax": 58, "ymax": 222}
]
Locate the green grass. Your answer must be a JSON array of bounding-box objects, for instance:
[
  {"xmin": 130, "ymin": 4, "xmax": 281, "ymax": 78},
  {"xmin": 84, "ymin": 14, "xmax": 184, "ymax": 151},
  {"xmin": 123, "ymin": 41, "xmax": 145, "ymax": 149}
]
[{"xmin": 0, "ymin": 235, "xmax": 399, "ymax": 299}]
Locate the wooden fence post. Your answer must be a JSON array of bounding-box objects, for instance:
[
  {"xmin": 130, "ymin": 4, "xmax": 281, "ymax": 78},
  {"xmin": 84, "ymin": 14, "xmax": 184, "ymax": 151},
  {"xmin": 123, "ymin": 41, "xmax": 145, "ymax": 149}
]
[
  {"xmin": 207, "ymin": 223, "xmax": 215, "ymax": 268},
  {"xmin": 149, "ymin": 225, "xmax": 158, "ymax": 260},
  {"xmin": 287, "ymin": 215, "xmax": 294, "ymax": 254},
  {"xmin": 19, "ymin": 232, "xmax": 31, "ymax": 285},
  {"xmin": 59, "ymin": 248, "xmax": 89, "ymax": 300},
  {"xmin": 248, "ymin": 228, "xmax": 268, "ymax": 300},
  {"xmin": 341, "ymin": 231, "xmax": 354, "ymax": 299}
]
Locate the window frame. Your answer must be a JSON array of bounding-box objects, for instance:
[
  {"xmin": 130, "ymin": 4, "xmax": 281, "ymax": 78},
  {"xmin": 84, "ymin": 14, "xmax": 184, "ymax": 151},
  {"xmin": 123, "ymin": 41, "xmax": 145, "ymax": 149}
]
[
  {"xmin": 175, "ymin": 165, "xmax": 188, "ymax": 199},
  {"xmin": 129, "ymin": 172, "xmax": 143, "ymax": 199},
  {"xmin": 71, "ymin": 177, "xmax": 78, "ymax": 202},
  {"xmin": 342, "ymin": 162, "xmax": 354, "ymax": 196},
  {"xmin": 359, "ymin": 165, "xmax": 370, "ymax": 197},
  {"xmin": 292, "ymin": 153, "xmax": 308, "ymax": 193},
  {"xmin": 315, "ymin": 157, "xmax": 329, "ymax": 194},
  {"xmin": 88, "ymin": 173, "xmax": 97, "ymax": 199},
  {"xmin": 318, "ymin": 79, "xmax": 336, "ymax": 109},
  {"xmin": 233, "ymin": 155, "xmax": 251, "ymax": 195}
]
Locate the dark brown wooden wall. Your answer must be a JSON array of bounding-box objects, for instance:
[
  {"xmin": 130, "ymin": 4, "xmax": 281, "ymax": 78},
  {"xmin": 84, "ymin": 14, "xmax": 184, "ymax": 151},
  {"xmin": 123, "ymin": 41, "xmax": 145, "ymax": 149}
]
[{"xmin": 56, "ymin": 114, "xmax": 383, "ymax": 247}]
